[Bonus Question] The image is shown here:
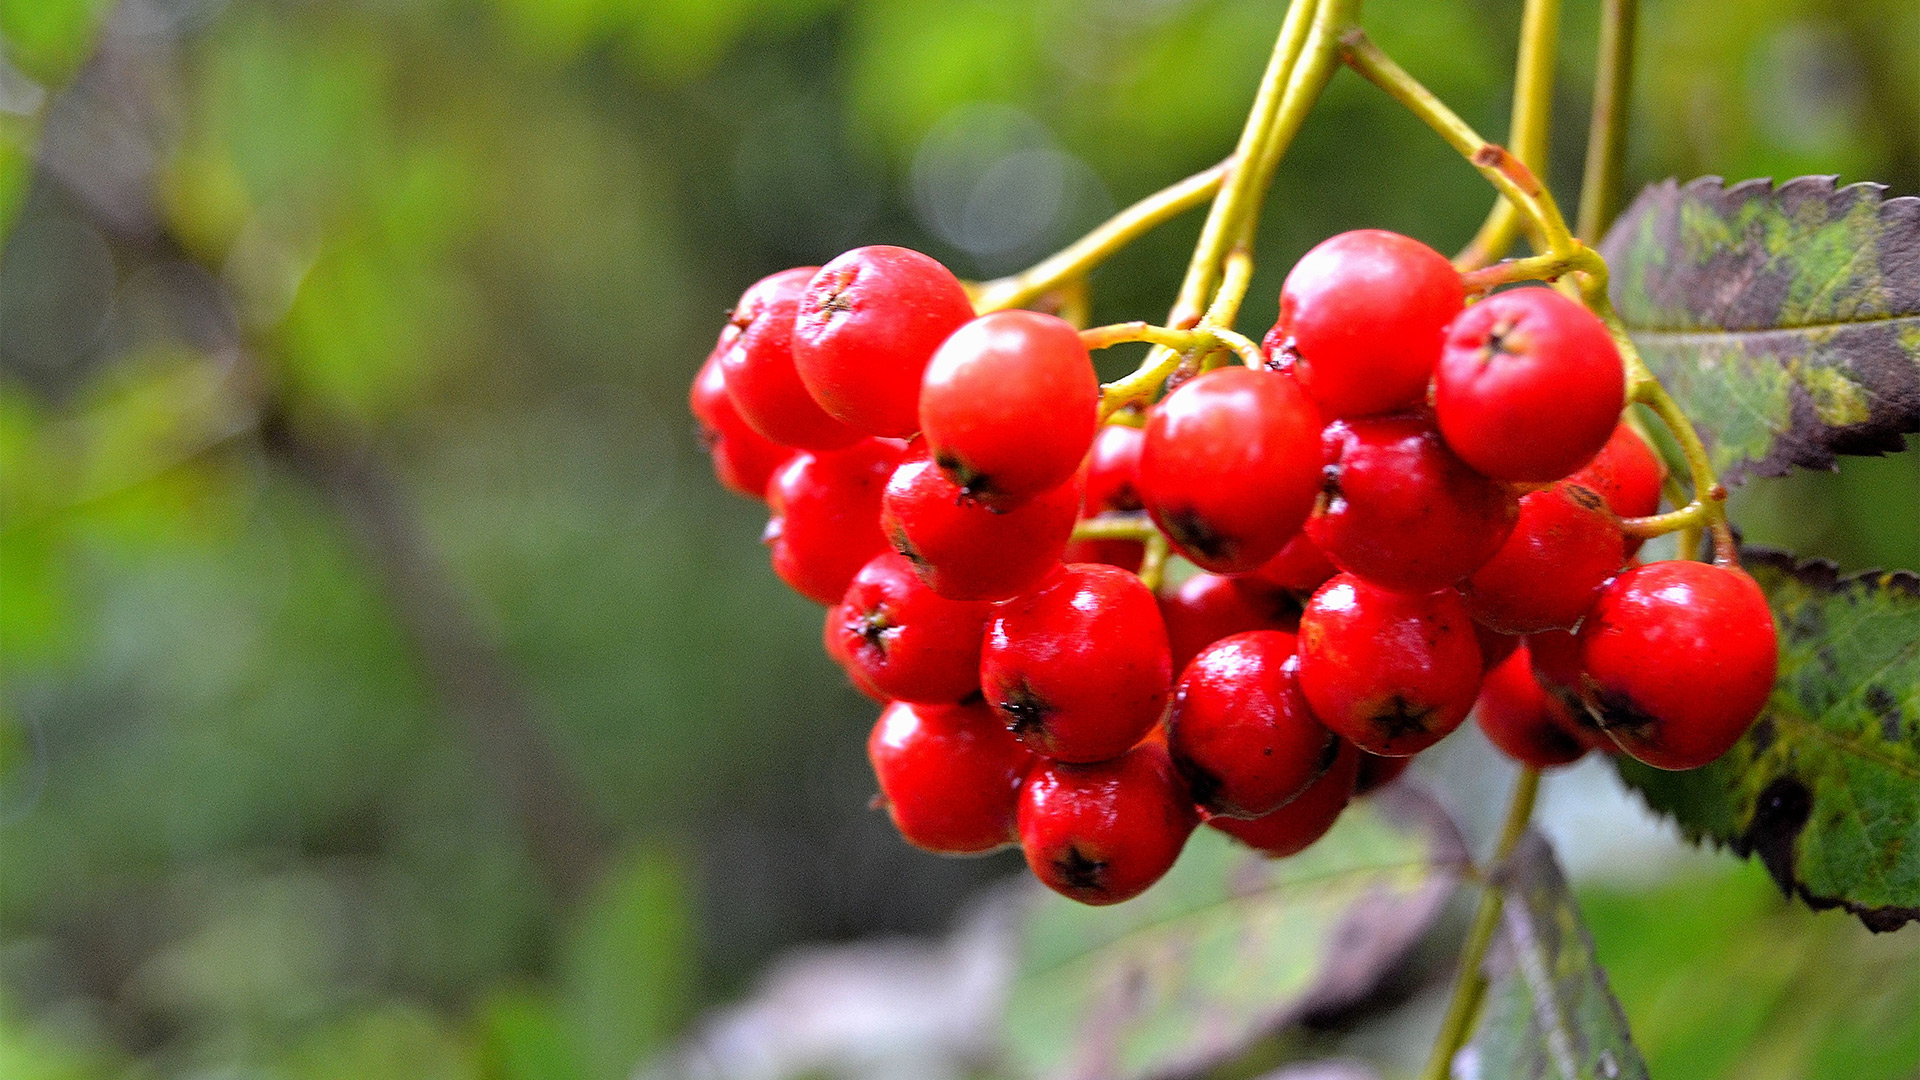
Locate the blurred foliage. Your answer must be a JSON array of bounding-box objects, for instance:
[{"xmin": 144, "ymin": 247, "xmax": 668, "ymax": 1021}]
[
  {"xmin": 1, "ymin": 0, "xmax": 1915, "ymax": 1078},
  {"xmin": 1583, "ymin": 858, "xmax": 1920, "ymax": 1080}
]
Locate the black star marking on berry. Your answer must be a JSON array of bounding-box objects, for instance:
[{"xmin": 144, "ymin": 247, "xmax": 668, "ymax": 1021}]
[
  {"xmin": 1591, "ymin": 686, "xmax": 1661, "ymax": 739},
  {"xmin": 934, "ymin": 450, "xmax": 1001, "ymax": 505},
  {"xmin": 857, "ymin": 610, "xmax": 893, "ymax": 655},
  {"xmin": 996, "ymin": 679, "xmax": 1053, "ymax": 737},
  {"xmin": 1372, "ymin": 695, "xmax": 1437, "ymax": 740},
  {"xmin": 1053, "ymin": 843, "xmax": 1107, "ymax": 893},
  {"xmin": 1161, "ymin": 506, "xmax": 1236, "ymax": 566}
]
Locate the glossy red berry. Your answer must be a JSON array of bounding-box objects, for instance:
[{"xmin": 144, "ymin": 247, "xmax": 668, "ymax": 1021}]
[
  {"xmin": 1307, "ymin": 414, "xmax": 1519, "ymax": 594},
  {"xmin": 1019, "ymin": 742, "xmax": 1197, "ymax": 905},
  {"xmin": 1062, "ymin": 423, "xmax": 1147, "ymax": 571},
  {"xmin": 690, "ymin": 351, "xmax": 795, "ymax": 499},
  {"xmin": 918, "ymin": 310, "xmax": 1098, "ymax": 508},
  {"xmin": 1234, "ymin": 530, "xmax": 1339, "ymax": 598},
  {"xmin": 1167, "ymin": 634, "xmax": 1336, "ymax": 819},
  {"xmin": 1434, "ymin": 286, "xmax": 1626, "ymax": 482},
  {"xmin": 1267, "ymin": 230, "xmax": 1464, "ymax": 418},
  {"xmin": 1208, "ymin": 740, "xmax": 1360, "ymax": 857},
  {"xmin": 1139, "ymin": 367, "xmax": 1324, "ymax": 573},
  {"xmin": 830, "ymin": 552, "xmax": 994, "ymax": 704},
  {"xmin": 1577, "ymin": 561, "xmax": 1778, "ymax": 770},
  {"xmin": 1475, "ymin": 644, "xmax": 1587, "ymax": 767},
  {"xmin": 718, "ymin": 267, "xmax": 864, "ymax": 451},
  {"xmin": 880, "ymin": 443, "xmax": 1081, "ymax": 602},
  {"xmin": 764, "ymin": 439, "xmax": 904, "ymax": 604},
  {"xmin": 1568, "ymin": 422, "xmax": 1665, "ymax": 556},
  {"xmin": 1159, "ymin": 572, "xmax": 1298, "ymax": 675},
  {"xmin": 1474, "ymin": 622, "xmax": 1522, "ymax": 673},
  {"xmin": 870, "ymin": 699, "xmax": 1034, "ymax": 855},
  {"xmin": 1352, "ymin": 751, "xmax": 1410, "ymax": 797},
  {"xmin": 1462, "ymin": 482, "xmax": 1626, "ymax": 634},
  {"xmin": 982, "ymin": 563, "xmax": 1172, "ymax": 763},
  {"xmin": 792, "ymin": 246, "xmax": 976, "ymax": 438},
  {"xmin": 1296, "ymin": 574, "xmax": 1483, "ymax": 756},
  {"xmin": 822, "ymin": 606, "xmax": 885, "ymax": 702}
]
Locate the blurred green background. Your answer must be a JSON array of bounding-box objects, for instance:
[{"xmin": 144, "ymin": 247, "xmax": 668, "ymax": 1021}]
[{"xmin": 1, "ymin": 0, "xmax": 1915, "ymax": 1077}]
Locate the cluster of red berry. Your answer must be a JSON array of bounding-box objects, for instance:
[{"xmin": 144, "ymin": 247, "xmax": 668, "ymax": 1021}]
[{"xmin": 689, "ymin": 230, "xmax": 1779, "ymax": 907}]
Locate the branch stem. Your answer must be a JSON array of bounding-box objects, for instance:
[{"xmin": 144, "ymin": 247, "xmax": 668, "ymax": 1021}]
[
  {"xmin": 1070, "ymin": 512, "xmax": 1159, "ymax": 543},
  {"xmin": 1575, "ymin": 0, "xmax": 1638, "ymax": 244},
  {"xmin": 971, "ymin": 161, "xmax": 1230, "ymax": 313},
  {"xmin": 1418, "ymin": 766, "xmax": 1542, "ymax": 1080},
  {"xmin": 1457, "ymin": 0, "xmax": 1563, "ymax": 269},
  {"xmin": 1340, "ymin": 31, "xmax": 1576, "ymax": 258},
  {"xmin": 1085, "ymin": 322, "xmax": 1265, "ymax": 416}
]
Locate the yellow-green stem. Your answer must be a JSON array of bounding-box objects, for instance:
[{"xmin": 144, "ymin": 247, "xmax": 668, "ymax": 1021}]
[
  {"xmin": 1575, "ymin": 0, "xmax": 1638, "ymax": 244},
  {"xmin": 972, "ymin": 161, "xmax": 1229, "ymax": 313},
  {"xmin": 1167, "ymin": 0, "xmax": 1324, "ymax": 330},
  {"xmin": 1417, "ymin": 767, "xmax": 1542, "ymax": 1080},
  {"xmin": 1085, "ymin": 322, "xmax": 1265, "ymax": 415},
  {"xmin": 1070, "ymin": 512, "xmax": 1159, "ymax": 543},
  {"xmin": 1340, "ymin": 32, "xmax": 1576, "ymax": 258},
  {"xmin": 1138, "ymin": 532, "xmax": 1172, "ymax": 593},
  {"xmin": 1457, "ymin": 0, "xmax": 1563, "ymax": 269}
]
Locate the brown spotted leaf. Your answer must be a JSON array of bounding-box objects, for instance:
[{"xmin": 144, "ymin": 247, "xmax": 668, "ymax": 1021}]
[
  {"xmin": 1600, "ymin": 176, "xmax": 1920, "ymax": 485},
  {"xmin": 1456, "ymin": 831, "xmax": 1649, "ymax": 1080},
  {"xmin": 1615, "ymin": 550, "xmax": 1920, "ymax": 931},
  {"xmin": 1001, "ymin": 785, "xmax": 1463, "ymax": 1080}
]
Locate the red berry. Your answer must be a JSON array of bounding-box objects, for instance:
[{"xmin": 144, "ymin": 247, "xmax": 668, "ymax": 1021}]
[
  {"xmin": 1526, "ymin": 628, "xmax": 1611, "ymax": 751},
  {"xmin": 880, "ymin": 442, "xmax": 1081, "ymax": 602},
  {"xmin": 1159, "ymin": 571, "xmax": 1298, "ymax": 674},
  {"xmin": 718, "ymin": 268, "xmax": 864, "ymax": 450},
  {"xmin": 1434, "ymin": 286, "xmax": 1626, "ymax": 482},
  {"xmin": 918, "ymin": 310, "xmax": 1098, "ymax": 508},
  {"xmin": 1567, "ymin": 422, "xmax": 1665, "ymax": 556},
  {"xmin": 830, "ymin": 552, "xmax": 995, "ymax": 704},
  {"xmin": 1475, "ymin": 644, "xmax": 1587, "ymax": 768},
  {"xmin": 1208, "ymin": 740, "xmax": 1361, "ymax": 857},
  {"xmin": 1061, "ymin": 423, "xmax": 1148, "ymax": 571},
  {"xmin": 822, "ymin": 606, "xmax": 885, "ymax": 702},
  {"xmin": 870, "ymin": 699, "xmax": 1033, "ymax": 855},
  {"xmin": 982, "ymin": 564, "xmax": 1172, "ymax": 763},
  {"xmin": 1352, "ymin": 751, "xmax": 1410, "ymax": 796},
  {"xmin": 1167, "ymin": 634, "xmax": 1337, "ymax": 819},
  {"xmin": 1577, "ymin": 561, "xmax": 1778, "ymax": 770},
  {"xmin": 764, "ymin": 439, "xmax": 904, "ymax": 604},
  {"xmin": 1019, "ymin": 742, "xmax": 1197, "ymax": 905},
  {"xmin": 1307, "ymin": 414, "xmax": 1519, "ymax": 593},
  {"xmin": 1296, "ymin": 574, "xmax": 1483, "ymax": 756},
  {"xmin": 1139, "ymin": 367, "xmax": 1324, "ymax": 573},
  {"xmin": 1267, "ymin": 230, "xmax": 1464, "ymax": 418},
  {"xmin": 1234, "ymin": 530, "xmax": 1338, "ymax": 597},
  {"xmin": 1474, "ymin": 621, "xmax": 1522, "ymax": 673},
  {"xmin": 1461, "ymin": 482, "xmax": 1626, "ymax": 634},
  {"xmin": 792, "ymin": 246, "xmax": 977, "ymax": 438},
  {"xmin": 690, "ymin": 350, "xmax": 795, "ymax": 499}
]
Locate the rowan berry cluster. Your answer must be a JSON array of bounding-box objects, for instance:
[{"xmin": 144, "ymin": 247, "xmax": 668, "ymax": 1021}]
[{"xmin": 689, "ymin": 231, "xmax": 1779, "ymax": 907}]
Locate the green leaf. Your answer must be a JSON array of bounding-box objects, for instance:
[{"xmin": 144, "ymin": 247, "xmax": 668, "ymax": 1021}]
[
  {"xmin": 1461, "ymin": 832, "xmax": 1650, "ymax": 1080},
  {"xmin": 1002, "ymin": 786, "xmax": 1463, "ymax": 1080},
  {"xmin": 1600, "ymin": 176, "xmax": 1920, "ymax": 485},
  {"xmin": 1582, "ymin": 861, "xmax": 1920, "ymax": 1080},
  {"xmin": 559, "ymin": 846, "xmax": 694, "ymax": 1080},
  {"xmin": 1615, "ymin": 549, "xmax": 1920, "ymax": 931}
]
